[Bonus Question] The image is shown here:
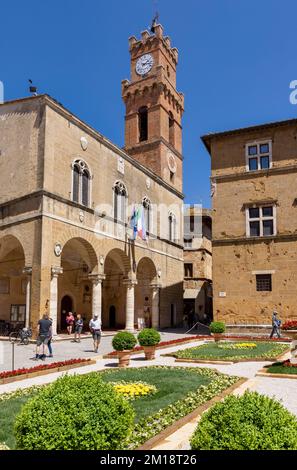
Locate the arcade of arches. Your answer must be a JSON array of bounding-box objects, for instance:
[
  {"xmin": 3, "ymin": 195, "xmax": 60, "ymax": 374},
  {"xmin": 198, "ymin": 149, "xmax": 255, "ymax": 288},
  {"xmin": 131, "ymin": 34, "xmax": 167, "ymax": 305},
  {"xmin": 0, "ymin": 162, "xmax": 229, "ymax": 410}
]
[{"xmin": 0, "ymin": 235, "xmax": 164, "ymax": 335}]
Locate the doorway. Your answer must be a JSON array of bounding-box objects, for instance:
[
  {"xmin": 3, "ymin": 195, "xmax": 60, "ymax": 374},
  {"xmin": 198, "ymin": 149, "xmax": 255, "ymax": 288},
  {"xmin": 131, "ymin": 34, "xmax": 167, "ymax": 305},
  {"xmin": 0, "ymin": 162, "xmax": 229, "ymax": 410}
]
[
  {"xmin": 109, "ymin": 305, "xmax": 116, "ymax": 329},
  {"xmin": 60, "ymin": 295, "xmax": 73, "ymax": 331}
]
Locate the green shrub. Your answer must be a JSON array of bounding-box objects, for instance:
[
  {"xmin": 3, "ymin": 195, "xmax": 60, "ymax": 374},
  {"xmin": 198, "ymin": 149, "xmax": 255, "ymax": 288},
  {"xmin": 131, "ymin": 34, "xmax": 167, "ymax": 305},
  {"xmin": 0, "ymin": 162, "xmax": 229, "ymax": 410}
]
[
  {"xmin": 209, "ymin": 321, "xmax": 225, "ymax": 334},
  {"xmin": 138, "ymin": 328, "xmax": 161, "ymax": 347},
  {"xmin": 190, "ymin": 391, "xmax": 297, "ymax": 450},
  {"xmin": 14, "ymin": 373, "xmax": 134, "ymax": 450},
  {"xmin": 112, "ymin": 331, "xmax": 137, "ymax": 351}
]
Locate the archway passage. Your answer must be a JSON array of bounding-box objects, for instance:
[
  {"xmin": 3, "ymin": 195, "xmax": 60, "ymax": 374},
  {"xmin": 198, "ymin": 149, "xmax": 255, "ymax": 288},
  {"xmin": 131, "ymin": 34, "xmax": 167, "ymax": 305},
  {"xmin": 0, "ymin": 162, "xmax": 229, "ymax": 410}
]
[
  {"xmin": 60, "ymin": 295, "xmax": 73, "ymax": 331},
  {"xmin": 109, "ymin": 305, "xmax": 116, "ymax": 329},
  {"xmin": 59, "ymin": 237, "xmax": 98, "ymax": 333},
  {"xmin": 0, "ymin": 235, "xmax": 27, "ymax": 333},
  {"xmin": 135, "ymin": 257, "xmax": 157, "ymax": 328},
  {"xmin": 103, "ymin": 249, "xmax": 131, "ymax": 329}
]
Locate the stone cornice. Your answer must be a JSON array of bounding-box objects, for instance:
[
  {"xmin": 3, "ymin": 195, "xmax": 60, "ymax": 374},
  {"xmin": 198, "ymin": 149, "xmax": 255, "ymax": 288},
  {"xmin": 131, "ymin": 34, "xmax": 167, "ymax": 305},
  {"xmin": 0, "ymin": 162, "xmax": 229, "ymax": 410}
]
[
  {"xmin": 0, "ymin": 190, "xmax": 184, "ymax": 251},
  {"xmin": 211, "ymin": 163, "xmax": 297, "ymax": 183},
  {"xmin": 125, "ymin": 136, "xmax": 184, "ymax": 162},
  {"xmin": 213, "ymin": 233, "xmax": 297, "ymax": 246}
]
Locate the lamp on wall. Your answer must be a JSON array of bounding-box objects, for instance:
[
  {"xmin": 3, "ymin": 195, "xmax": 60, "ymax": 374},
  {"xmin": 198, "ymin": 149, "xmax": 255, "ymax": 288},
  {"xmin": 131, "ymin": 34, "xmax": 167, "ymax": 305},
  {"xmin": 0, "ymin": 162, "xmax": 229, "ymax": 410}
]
[{"xmin": 157, "ymin": 268, "xmax": 162, "ymax": 278}]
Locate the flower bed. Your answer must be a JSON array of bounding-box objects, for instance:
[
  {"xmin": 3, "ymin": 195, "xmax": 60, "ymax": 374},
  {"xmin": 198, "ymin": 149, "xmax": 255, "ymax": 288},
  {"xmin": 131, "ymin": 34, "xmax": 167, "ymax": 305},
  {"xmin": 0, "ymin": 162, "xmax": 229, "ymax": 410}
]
[
  {"xmin": 218, "ymin": 342, "xmax": 257, "ymax": 350},
  {"xmin": 266, "ymin": 360, "xmax": 297, "ymax": 375},
  {"xmin": 0, "ymin": 366, "xmax": 240, "ymax": 450},
  {"xmin": 111, "ymin": 381, "xmax": 157, "ymax": 400},
  {"xmin": 104, "ymin": 334, "xmax": 291, "ymax": 358},
  {"xmin": 257, "ymin": 360, "xmax": 297, "ymax": 379},
  {"xmin": 166, "ymin": 341, "xmax": 289, "ymax": 363},
  {"xmin": 0, "ymin": 358, "xmax": 94, "ymax": 384},
  {"xmin": 282, "ymin": 321, "xmax": 297, "ymax": 331}
]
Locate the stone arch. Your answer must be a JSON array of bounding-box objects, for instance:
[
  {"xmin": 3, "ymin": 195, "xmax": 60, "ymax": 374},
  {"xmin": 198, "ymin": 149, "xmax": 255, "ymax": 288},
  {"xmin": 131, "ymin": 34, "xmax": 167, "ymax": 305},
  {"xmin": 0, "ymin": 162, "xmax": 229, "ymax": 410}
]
[
  {"xmin": 0, "ymin": 234, "xmax": 27, "ymax": 325},
  {"xmin": 136, "ymin": 257, "xmax": 157, "ymax": 284},
  {"xmin": 56, "ymin": 229, "xmax": 101, "ymax": 270},
  {"xmin": 135, "ymin": 257, "xmax": 158, "ymax": 328},
  {"xmin": 103, "ymin": 248, "xmax": 132, "ymax": 329},
  {"xmin": 57, "ymin": 237, "xmax": 99, "ymax": 332},
  {"xmin": 61, "ymin": 237, "xmax": 99, "ymax": 274},
  {"xmin": 104, "ymin": 248, "xmax": 131, "ymax": 278}
]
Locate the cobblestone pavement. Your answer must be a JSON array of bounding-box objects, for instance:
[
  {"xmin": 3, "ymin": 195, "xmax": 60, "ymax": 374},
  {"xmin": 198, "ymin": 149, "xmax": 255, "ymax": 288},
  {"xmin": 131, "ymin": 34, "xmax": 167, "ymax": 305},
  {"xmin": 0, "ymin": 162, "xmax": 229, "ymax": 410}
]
[{"xmin": 0, "ymin": 337, "xmax": 295, "ymax": 450}]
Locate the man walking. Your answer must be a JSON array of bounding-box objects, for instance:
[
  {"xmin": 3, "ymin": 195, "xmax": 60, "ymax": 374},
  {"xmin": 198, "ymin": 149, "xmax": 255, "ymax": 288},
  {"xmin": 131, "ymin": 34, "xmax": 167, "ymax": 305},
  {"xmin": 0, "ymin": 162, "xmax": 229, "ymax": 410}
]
[
  {"xmin": 89, "ymin": 314, "xmax": 101, "ymax": 353},
  {"xmin": 34, "ymin": 314, "xmax": 52, "ymax": 360},
  {"xmin": 270, "ymin": 310, "xmax": 281, "ymax": 339}
]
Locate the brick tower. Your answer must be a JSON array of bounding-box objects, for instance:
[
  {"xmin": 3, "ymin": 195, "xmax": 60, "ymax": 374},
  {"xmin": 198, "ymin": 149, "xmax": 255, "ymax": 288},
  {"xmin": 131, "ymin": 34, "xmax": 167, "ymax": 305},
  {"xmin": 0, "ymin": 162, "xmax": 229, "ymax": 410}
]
[{"xmin": 122, "ymin": 23, "xmax": 184, "ymax": 192}]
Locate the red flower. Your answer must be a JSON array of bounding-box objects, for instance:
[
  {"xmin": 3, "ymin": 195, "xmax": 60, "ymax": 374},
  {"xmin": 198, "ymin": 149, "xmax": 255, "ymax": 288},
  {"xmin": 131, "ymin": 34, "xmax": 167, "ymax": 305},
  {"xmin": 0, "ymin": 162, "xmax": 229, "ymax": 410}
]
[
  {"xmin": 0, "ymin": 358, "xmax": 91, "ymax": 379},
  {"xmin": 282, "ymin": 320, "xmax": 297, "ymax": 331}
]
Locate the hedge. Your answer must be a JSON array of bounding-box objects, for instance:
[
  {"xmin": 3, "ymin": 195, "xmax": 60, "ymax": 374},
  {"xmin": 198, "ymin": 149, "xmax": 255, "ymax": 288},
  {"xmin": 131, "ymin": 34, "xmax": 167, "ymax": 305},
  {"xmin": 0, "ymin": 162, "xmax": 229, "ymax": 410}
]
[
  {"xmin": 191, "ymin": 391, "xmax": 297, "ymax": 450},
  {"xmin": 14, "ymin": 373, "xmax": 135, "ymax": 450}
]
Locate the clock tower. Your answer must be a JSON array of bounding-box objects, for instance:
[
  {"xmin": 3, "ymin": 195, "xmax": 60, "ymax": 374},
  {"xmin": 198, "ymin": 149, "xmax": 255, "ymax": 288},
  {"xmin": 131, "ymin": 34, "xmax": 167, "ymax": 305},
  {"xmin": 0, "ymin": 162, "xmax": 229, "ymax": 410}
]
[{"xmin": 122, "ymin": 23, "xmax": 184, "ymax": 192}]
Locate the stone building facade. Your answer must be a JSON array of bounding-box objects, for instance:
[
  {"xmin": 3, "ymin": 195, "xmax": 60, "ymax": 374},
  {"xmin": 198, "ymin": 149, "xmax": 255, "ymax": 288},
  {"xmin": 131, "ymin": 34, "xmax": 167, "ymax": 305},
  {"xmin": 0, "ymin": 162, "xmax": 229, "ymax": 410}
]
[
  {"xmin": 183, "ymin": 207, "xmax": 212, "ymax": 322},
  {"xmin": 0, "ymin": 23, "xmax": 185, "ymax": 335},
  {"xmin": 203, "ymin": 118, "xmax": 297, "ymax": 325}
]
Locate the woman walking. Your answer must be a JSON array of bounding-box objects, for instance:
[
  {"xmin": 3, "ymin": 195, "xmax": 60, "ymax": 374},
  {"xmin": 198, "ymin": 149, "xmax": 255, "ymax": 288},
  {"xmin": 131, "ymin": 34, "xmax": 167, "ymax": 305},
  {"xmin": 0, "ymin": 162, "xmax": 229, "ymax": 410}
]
[{"xmin": 74, "ymin": 314, "xmax": 83, "ymax": 343}]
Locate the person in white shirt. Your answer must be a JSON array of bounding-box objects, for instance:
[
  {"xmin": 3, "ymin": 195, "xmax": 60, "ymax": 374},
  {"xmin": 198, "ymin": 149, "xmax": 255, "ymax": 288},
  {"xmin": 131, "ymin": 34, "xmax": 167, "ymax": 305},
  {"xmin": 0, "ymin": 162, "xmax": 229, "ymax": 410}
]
[{"xmin": 89, "ymin": 314, "xmax": 102, "ymax": 352}]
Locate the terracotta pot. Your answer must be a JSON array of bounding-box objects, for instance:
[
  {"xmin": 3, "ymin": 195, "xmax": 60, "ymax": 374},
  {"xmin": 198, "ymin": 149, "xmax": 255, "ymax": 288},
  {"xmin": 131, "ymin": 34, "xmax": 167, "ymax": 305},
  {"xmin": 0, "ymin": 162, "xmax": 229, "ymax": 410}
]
[
  {"xmin": 117, "ymin": 350, "xmax": 132, "ymax": 368},
  {"xmin": 213, "ymin": 333, "xmax": 223, "ymax": 343},
  {"xmin": 143, "ymin": 345, "xmax": 157, "ymax": 360}
]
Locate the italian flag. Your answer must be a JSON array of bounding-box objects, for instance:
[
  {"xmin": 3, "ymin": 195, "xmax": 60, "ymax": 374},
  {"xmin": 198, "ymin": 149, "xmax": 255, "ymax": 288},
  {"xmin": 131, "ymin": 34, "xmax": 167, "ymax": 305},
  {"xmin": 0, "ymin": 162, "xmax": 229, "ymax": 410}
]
[{"xmin": 131, "ymin": 205, "xmax": 146, "ymax": 240}]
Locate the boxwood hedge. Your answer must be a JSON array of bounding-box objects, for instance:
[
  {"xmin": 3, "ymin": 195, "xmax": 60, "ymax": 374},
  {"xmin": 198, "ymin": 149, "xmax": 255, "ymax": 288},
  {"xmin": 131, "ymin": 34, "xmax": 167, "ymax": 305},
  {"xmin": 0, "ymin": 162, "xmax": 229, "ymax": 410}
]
[
  {"xmin": 14, "ymin": 373, "xmax": 135, "ymax": 450},
  {"xmin": 191, "ymin": 391, "xmax": 297, "ymax": 450}
]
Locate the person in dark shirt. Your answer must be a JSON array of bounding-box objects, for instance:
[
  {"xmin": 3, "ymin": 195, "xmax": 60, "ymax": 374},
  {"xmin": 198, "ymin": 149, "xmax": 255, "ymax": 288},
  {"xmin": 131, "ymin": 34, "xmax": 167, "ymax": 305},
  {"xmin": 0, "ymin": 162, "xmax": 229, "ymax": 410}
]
[{"xmin": 34, "ymin": 314, "xmax": 52, "ymax": 360}]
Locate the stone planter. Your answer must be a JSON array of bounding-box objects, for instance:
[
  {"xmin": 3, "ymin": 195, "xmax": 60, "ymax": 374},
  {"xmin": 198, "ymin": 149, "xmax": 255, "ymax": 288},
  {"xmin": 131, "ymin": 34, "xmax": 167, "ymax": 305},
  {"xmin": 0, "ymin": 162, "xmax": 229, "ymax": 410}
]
[
  {"xmin": 282, "ymin": 330, "xmax": 297, "ymax": 365},
  {"xmin": 117, "ymin": 350, "xmax": 132, "ymax": 368},
  {"xmin": 143, "ymin": 345, "xmax": 157, "ymax": 360}
]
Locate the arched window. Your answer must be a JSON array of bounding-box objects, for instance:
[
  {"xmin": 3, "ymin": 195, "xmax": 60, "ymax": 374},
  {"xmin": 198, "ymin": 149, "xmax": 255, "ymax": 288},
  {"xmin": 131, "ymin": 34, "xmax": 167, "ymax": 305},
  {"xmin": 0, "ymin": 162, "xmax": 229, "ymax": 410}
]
[
  {"xmin": 169, "ymin": 111, "xmax": 174, "ymax": 147},
  {"xmin": 169, "ymin": 212, "xmax": 177, "ymax": 242},
  {"xmin": 114, "ymin": 181, "xmax": 127, "ymax": 223},
  {"xmin": 142, "ymin": 197, "xmax": 151, "ymax": 234},
  {"xmin": 72, "ymin": 160, "xmax": 91, "ymax": 207},
  {"xmin": 139, "ymin": 106, "xmax": 148, "ymax": 142}
]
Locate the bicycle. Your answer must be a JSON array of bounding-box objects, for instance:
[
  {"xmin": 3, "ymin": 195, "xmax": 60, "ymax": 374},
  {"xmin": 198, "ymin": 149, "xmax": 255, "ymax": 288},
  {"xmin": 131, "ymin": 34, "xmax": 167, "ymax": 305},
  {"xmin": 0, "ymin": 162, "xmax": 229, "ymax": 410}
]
[{"xmin": 9, "ymin": 327, "xmax": 32, "ymax": 345}]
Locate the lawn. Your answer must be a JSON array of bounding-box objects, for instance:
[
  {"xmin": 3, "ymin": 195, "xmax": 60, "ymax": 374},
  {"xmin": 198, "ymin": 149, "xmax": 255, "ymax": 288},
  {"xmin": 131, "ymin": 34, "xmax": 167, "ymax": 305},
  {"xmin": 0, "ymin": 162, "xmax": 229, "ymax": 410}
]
[
  {"xmin": 169, "ymin": 341, "xmax": 289, "ymax": 362},
  {"xmin": 266, "ymin": 363, "xmax": 297, "ymax": 375},
  {"xmin": 0, "ymin": 392, "xmax": 36, "ymax": 449},
  {"xmin": 0, "ymin": 366, "xmax": 239, "ymax": 450},
  {"xmin": 101, "ymin": 366, "xmax": 211, "ymax": 421}
]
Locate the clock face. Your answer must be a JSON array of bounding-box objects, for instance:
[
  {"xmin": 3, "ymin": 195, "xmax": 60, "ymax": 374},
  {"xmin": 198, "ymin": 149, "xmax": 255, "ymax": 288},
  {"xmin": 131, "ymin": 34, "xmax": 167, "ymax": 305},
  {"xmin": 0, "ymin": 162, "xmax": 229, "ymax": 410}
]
[{"xmin": 135, "ymin": 54, "xmax": 154, "ymax": 76}]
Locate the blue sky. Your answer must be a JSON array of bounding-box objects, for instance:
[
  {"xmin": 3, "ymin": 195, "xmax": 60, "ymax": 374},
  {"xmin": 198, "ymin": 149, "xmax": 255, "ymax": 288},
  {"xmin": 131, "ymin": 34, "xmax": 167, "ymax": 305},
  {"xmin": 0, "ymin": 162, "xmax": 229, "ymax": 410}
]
[{"xmin": 1, "ymin": 0, "xmax": 297, "ymax": 207}]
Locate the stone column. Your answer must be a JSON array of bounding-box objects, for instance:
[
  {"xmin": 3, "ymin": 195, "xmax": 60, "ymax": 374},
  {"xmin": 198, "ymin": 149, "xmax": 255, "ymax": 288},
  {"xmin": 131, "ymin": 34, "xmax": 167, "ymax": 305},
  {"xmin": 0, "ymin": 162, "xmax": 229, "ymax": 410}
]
[
  {"xmin": 88, "ymin": 274, "xmax": 106, "ymax": 327},
  {"xmin": 50, "ymin": 267, "xmax": 63, "ymax": 336},
  {"xmin": 151, "ymin": 283, "xmax": 161, "ymax": 329},
  {"xmin": 123, "ymin": 279, "xmax": 137, "ymax": 331},
  {"xmin": 23, "ymin": 267, "xmax": 32, "ymax": 329}
]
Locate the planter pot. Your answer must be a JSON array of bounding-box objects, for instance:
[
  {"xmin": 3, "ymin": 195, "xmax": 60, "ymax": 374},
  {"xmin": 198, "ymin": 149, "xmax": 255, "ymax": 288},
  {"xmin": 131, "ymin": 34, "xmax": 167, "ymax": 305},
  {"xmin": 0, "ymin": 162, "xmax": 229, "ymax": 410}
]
[
  {"xmin": 212, "ymin": 333, "xmax": 223, "ymax": 343},
  {"xmin": 143, "ymin": 345, "xmax": 157, "ymax": 360},
  {"xmin": 282, "ymin": 330, "xmax": 297, "ymax": 365},
  {"xmin": 117, "ymin": 350, "xmax": 132, "ymax": 368}
]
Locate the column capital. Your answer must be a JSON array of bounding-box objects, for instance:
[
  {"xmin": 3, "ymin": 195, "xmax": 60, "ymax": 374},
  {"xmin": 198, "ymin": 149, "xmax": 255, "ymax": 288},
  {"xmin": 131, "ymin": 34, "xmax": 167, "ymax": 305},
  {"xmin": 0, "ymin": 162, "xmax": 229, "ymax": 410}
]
[
  {"xmin": 22, "ymin": 267, "xmax": 32, "ymax": 276},
  {"xmin": 88, "ymin": 273, "xmax": 106, "ymax": 284},
  {"xmin": 123, "ymin": 278, "xmax": 138, "ymax": 287},
  {"xmin": 51, "ymin": 266, "xmax": 63, "ymax": 277},
  {"xmin": 150, "ymin": 283, "xmax": 162, "ymax": 290}
]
